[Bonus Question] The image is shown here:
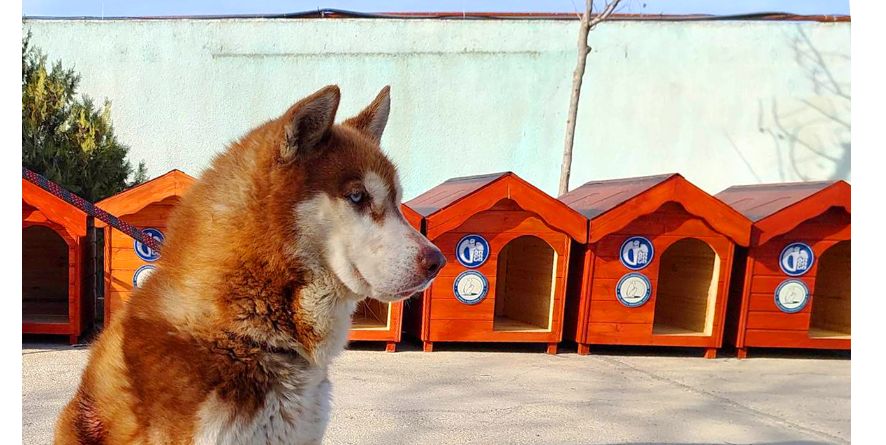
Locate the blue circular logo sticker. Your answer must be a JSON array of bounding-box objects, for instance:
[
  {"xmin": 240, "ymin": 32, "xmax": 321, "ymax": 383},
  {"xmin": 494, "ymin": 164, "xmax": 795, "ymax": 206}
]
[
  {"xmin": 620, "ymin": 236, "xmax": 654, "ymax": 270},
  {"xmin": 132, "ymin": 265, "xmax": 157, "ymax": 289},
  {"xmin": 453, "ymin": 270, "xmax": 488, "ymax": 305},
  {"xmin": 774, "ymin": 279, "xmax": 809, "ymax": 313},
  {"xmin": 779, "ymin": 242, "xmax": 815, "ymax": 276},
  {"xmin": 615, "ymin": 272, "xmax": 653, "ymax": 308},
  {"xmin": 134, "ymin": 228, "xmax": 164, "ymax": 262},
  {"xmin": 455, "ymin": 234, "xmax": 490, "ymax": 268}
]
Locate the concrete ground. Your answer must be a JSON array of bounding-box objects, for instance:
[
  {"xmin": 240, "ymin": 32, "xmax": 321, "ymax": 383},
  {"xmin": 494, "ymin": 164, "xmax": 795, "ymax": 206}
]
[{"xmin": 23, "ymin": 340, "xmax": 849, "ymax": 445}]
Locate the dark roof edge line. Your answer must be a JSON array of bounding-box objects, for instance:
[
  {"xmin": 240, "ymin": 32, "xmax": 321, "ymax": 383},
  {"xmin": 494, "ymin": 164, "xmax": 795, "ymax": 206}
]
[{"xmin": 22, "ymin": 10, "xmax": 851, "ymax": 23}]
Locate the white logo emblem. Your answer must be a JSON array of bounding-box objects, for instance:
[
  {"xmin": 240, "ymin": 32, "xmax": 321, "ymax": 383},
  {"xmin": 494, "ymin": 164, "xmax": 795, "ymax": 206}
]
[
  {"xmin": 620, "ymin": 236, "xmax": 654, "ymax": 270},
  {"xmin": 456, "ymin": 235, "xmax": 490, "ymax": 268},
  {"xmin": 134, "ymin": 228, "xmax": 164, "ymax": 262},
  {"xmin": 453, "ymin": 270, "xmax": 488, "ymax": 305},
  {"xmin": 774, "ymin": 279, "xmax": 809, "ymax": 313},
  {"xmin": 779, "ymin": 243, "xmax": 814, "ymax": 276},
  {"xmin": 132, "ymin": 265, "xmax": 157, "ymax": 289},
  {"xmin": 616, "ymin": 272, "xmax": 652, "ymax": 307}
]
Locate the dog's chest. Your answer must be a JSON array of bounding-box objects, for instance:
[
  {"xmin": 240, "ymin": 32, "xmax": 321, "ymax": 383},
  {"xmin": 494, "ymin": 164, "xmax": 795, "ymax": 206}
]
[{"xmin": 195, "ymin": 365, "xmax": 332, "ymax": 445}]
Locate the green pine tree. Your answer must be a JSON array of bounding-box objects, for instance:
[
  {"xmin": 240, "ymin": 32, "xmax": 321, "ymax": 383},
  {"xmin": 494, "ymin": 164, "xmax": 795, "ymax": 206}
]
[{"xmin": 22, "ymin": 31, "xmax": 146, "ymax": 202}]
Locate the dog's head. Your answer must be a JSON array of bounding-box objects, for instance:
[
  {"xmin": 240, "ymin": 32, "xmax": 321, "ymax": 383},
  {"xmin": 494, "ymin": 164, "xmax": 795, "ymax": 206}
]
[{"xmin": 274, "ymin": 85, "xmax": 445, "ymax": 302}]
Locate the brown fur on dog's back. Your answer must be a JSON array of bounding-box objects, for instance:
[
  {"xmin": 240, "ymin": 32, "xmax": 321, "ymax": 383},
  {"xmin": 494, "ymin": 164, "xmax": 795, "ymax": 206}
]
[{"xmin": 53, "ymin": 85, "xmax": 419, "ymax": 444}]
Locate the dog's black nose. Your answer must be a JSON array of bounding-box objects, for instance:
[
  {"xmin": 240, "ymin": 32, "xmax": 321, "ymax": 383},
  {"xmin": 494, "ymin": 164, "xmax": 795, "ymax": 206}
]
[{"xmin": 420, "ymin": 247, "xmax": 446, "ymax": 278}]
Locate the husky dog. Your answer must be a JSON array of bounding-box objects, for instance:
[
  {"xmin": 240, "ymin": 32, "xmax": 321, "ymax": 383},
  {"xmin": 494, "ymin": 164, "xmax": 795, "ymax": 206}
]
[{"xmin": 54, "ymin": 85, "xmax": 446, "ymax": 445}]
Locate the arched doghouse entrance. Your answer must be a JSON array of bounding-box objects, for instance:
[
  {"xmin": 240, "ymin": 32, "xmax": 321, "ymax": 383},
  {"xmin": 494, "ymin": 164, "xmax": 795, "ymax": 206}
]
[
  {"xmin": 352, "ymin": 299, "xmax": 390, "ymax": 330},
  {"xmin": 810, "ymin": 241, "xmax": 851, "ymax": 338},
  {"xmin": 23, "ymin": 225, "xmax": 70, "ymax": 323},
  {"xmin": 653, "ymin": 238, "xmax": 720, "ymax": 336},
  {"xmin": 493, "ymin": 236, "xmax": 557, "ymax": 332}
]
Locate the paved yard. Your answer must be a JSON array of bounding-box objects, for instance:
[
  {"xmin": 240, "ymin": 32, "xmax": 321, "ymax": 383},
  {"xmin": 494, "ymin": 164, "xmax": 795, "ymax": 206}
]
[{"xmin": 23, "ymin": 341, "xmax": 849, "ymax": 444}]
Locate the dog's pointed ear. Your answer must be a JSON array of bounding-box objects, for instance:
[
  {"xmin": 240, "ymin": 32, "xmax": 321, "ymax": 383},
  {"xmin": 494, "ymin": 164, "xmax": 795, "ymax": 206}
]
[
  {"xmin": 343, "ymin": 86, "xmax": 390, "ymax": 144},
  {"xmin": 281, "ymin": 85, "xmax": 341, "ymax": 161}
]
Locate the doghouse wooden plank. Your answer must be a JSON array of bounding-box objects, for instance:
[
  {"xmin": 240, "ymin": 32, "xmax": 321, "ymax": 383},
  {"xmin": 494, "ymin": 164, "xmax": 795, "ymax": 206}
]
[
  {"xmin": 744, "ymin": 329, "xmax": 850, "ymax": 349},
  {"xmin": 428, "ymin": 299, "xmax": 496, "ymax": 320},
  {"xmin": 587, "ymin": 300, "xmax": 655, "ymax": 324},
  {"xmin": 745, "ymin": 312, "xmax": 811, "ymax": 330}
]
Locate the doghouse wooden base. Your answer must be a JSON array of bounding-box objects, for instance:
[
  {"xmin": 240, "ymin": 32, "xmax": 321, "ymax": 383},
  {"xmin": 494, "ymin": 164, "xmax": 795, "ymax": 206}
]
[{"xmin": 421, "ymin": 341, "xmax": 559, "ymax": 355}]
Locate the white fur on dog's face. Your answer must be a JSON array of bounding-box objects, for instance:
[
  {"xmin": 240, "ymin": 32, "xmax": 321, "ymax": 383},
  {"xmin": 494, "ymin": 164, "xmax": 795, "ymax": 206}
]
[{"xmin": 295, "ymin": 171, "xmax": 438, "ymax": 302}]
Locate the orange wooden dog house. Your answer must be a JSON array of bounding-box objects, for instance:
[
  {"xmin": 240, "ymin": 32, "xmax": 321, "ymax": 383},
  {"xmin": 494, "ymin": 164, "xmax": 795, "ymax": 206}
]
[
  {"xmin": 717, "ymin": 181, "xmax": 850, "ymax": 358},
  {"xmin": 22, "ymin": 179, "xmax": 91, "ymax": 344},
  {"xmin": 347, "ymin": 204, "xmax": 423, "ymax": 352},
  {"xmin": 406, "ymin": 172, "xmax": 587, "ymax": 354},
  {"xmin": 97, "ymin": 170, "xmax": 195, "ymax": 321},
  {"xmin": 560, "ymin": 174, "xmax": 751, "ymax": 358}
]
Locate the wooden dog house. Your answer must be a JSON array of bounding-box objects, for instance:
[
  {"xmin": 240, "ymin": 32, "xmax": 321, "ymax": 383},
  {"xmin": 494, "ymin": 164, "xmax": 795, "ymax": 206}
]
[
  {"xmin": 560, "ymin": 174, "xmax": 751, "ymax": 358},
  {"xmin": 22, "ymin": 179, "xmax": 90, "ymax": 344},
  {"xmin": 406, "ymin": 172, "xmax": 587, "ymax": 354},
  {"xmin": 97, "ymin": 170, "xmax": 195, "ymax": 321},
  {"xmin": 717, "ymin": 180, "xmax": 850, "ymax": 358},
  {"xmin": 347, "ymin": 204, "xmax": 423, "ymax": 352}
]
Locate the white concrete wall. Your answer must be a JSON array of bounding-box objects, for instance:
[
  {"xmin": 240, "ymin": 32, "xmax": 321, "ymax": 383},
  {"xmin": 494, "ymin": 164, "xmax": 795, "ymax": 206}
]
[{"xmin": 23, "ymin": 18, "xmax": 850, "ymax": 198}]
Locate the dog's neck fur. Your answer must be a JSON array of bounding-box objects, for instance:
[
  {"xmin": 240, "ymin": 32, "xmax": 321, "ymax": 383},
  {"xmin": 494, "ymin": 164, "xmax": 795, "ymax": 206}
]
[
  {"xmin": 158, "ymin": 150, "xmax": 361, "ymax": 370},
  {"xmin": 214, "ymin": 230, "xmax": 360, "ymax": 369}
]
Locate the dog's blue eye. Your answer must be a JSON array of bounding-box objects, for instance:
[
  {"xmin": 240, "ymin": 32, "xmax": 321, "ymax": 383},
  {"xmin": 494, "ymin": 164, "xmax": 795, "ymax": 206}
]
[{"xmin": 348, "ymin": 191, "xmax": 364, "ymax": 204}]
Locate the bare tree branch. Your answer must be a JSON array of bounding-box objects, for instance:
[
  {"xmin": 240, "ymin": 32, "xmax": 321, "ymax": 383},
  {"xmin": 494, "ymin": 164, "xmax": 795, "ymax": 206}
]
[{"xmin": 558, "ymin": 0, "xmax": 623, "ymax": 196}]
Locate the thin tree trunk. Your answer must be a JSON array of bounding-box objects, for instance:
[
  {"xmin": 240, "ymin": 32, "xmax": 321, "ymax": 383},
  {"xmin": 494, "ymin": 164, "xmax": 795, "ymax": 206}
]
[{"xmin": 558, "ymin": 0, "xmax": 622, "ymax": 196}]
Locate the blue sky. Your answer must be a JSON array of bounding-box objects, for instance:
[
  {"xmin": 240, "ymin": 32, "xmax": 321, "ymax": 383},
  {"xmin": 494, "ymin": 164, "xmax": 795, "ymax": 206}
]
[{"xmin": 23, "ymin": 0, "xmax": 850, "ymax": 17}]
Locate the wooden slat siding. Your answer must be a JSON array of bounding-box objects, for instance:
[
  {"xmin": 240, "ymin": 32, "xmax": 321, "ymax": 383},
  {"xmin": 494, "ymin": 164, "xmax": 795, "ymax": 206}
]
[
  {"xmin": 744, "ymin": 329, "xmax": 850, "ymax": 349},
  {"xmin": 745, "ymin": 312, "xmax": 811, "ymax": 330},
  {"xmin": 428, "ymin": 320, "xmax": 561, "ymax": 343},
  {"xmin": 725, "ymin": 183, "xmax": 851, "ymax": 351},
  {"xmin": 23, "ymin": 180, "xmax": 88, "ymax": 341},
  {"xmin": 561, "ymin": 174, "xmax": 752, "ymax": 246},
  {"xmin": 715, "ymin": 180, "xmax": 850, "ymax": 246},
  {"xmin": 417, "ymin": 192, "xmax": 573, "ymax": 345},
  {"xmin": 410, "ymin": 172, "xmax": 588, "ymax": 243},
  {"xmin": 577, "ymin": 195, "xmax": 737, "ymax": 350},
  {"xmin": 104, "ymin": 200, "xmax": 181, "ymax": 320}
]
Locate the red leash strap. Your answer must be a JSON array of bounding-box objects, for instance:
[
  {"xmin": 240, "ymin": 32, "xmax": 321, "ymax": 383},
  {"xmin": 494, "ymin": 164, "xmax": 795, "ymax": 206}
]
[{"xmin": 23, "ymin": 167, "xmax": 162, "ymax": 252}]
